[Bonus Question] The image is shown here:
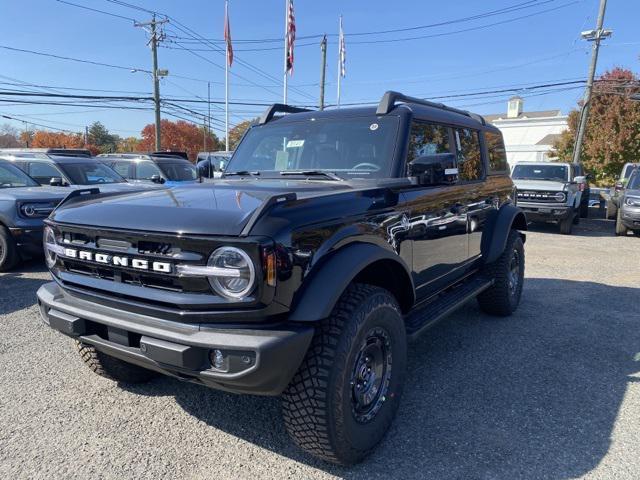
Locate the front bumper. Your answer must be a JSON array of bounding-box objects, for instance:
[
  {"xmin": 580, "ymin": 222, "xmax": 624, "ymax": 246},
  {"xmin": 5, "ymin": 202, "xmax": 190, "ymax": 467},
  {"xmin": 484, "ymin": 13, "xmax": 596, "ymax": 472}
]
[
  {"xmin": 9, "ymin": 226, "xmax": 43, "ymax": 258},
  {"xmin": 518, "ymin": 202, "xmax": 572, "ymax": 223},
  {"xmin": 620, "ymin": 206, "xmax": 640, "ymax": 230},
  {"xmin": 37, "ymin": 282, "xmax": 314, "ymax": 396}
]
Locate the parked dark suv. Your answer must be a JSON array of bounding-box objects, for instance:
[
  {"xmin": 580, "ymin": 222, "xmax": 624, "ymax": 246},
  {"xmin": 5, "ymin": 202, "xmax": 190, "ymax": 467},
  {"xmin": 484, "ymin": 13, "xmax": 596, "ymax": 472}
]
[
  {"xmin": 99, "ymin": 152, "xmax": 198, "ymax": 186},
  {"xmin": 38, "ymin": 92, "xmax": 526, "ymax": 465}
]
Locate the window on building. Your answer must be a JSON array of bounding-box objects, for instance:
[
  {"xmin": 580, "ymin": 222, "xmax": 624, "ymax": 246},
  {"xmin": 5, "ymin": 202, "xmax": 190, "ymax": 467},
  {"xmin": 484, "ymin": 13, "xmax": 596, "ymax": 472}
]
[
  {"xmin": 454, "ymin": 128, "xmax": 483, "ymax": 181},
  {"xmin": 484, "ymin": 130, "xmax": 508, "ymax": 173},
  {"xmin": 406, "ymin": 122, "xmax": 451, "ymax": 171}
]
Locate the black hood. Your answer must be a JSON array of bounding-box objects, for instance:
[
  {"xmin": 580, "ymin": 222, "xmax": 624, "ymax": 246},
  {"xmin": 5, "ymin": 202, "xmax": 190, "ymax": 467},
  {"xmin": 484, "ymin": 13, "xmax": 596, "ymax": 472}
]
[{"xmin": 50, "ymin": 179, "xmax": 355, "ymax": 236}]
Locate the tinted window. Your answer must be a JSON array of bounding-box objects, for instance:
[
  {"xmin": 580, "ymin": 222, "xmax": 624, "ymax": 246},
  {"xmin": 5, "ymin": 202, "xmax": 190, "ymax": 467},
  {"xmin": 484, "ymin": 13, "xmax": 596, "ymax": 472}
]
[
  {"xmin": 57, "ymin": 162, "xmax": 125, "ymax": 185},
  {"xmin": 111, "ymin": 161, "xmax": 133, "ymax": 179},
  {"xmin": 512, "ymin": 164, "xmax": 568, "ymax": 182},
  {"xmin": 485, "ymin": 130, "xmax": 508, "ymax": 173},
  {"xmin": 407, "ymin": 122, "xmax": 450, "ymax": 167},
  {"xmin": 622, "ymin": 164, "xmax": 638, "ymax": 181},
  {"xmin": 136, "ymin": 161, "xmax": 162, "ymax": 180},
  {"xmin": 0, "ymin": 163, "xmax": 39, "ymax": 188},
  {"xmin": 28, "ymin": 162, "xmax": 63, "ymax": 185},
  {"xmin": 455, "ymin": 128, "xmax": 483, "ymax": 181},
  {"xmin": 157, "ymin": 162, "xmax": 197, "ymax": 181},
  {"xmin": 627, "ymin": 171, "xmax": 640, "ymax": 189},
  {"xmin": 228, "ymin": 116, "xmax": 399, "ymax": 179}
]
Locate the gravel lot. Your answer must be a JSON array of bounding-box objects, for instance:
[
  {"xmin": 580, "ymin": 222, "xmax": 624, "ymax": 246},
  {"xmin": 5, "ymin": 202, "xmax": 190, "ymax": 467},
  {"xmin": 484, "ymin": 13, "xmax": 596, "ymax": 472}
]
[{"xmin": 1, "ymin": 210, "xmax": 639, "ymax": 480}]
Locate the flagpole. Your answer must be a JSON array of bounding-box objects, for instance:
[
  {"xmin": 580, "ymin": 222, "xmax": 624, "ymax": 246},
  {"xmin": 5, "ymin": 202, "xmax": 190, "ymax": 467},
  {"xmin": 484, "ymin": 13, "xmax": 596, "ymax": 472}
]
[
  {"xmin": 283, "ymin": 0, "xmax": 289, "ymax": 104},
  {"xmin": 337, "ymin": 15, "xmax": 342, "ymax": 108},
  {"xmin": 225, "ymin": 0, "xmax": 230, "ymax": 150}
]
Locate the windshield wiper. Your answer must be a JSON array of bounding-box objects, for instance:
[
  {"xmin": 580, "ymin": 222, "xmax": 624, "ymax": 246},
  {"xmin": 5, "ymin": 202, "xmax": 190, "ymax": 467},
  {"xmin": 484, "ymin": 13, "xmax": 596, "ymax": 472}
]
[
  {"xmin": 224, "ymin": 170, "xmax": 260, "ymax": 177},
  {"xmin": 279, "ymin": 170, "xmax": 343, "ymax": 181}
]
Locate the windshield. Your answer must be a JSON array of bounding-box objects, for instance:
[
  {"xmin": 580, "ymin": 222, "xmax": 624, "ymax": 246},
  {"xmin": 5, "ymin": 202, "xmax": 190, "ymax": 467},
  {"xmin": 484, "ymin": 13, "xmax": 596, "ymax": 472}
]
[
  {"xmin": 57, "ymin": 162, "xmax": 125, "ymax": 185},
  {"xmin": 158, "ymin": 162, "xmax": 198, "ymax": 181},
  {"xmin": 226, "ymin": 116, "xmax": 399, "ymax": 179},
  {"xmin": 622, "ymin": 164, "xmax": 638, "ymax": 181},
  {"xmin": 0, "ymin": 162, "xmax": 39, "ymax": 188},
  {"xmin": 627, "ymin": 171, "xmax": 640, "ymax": 190},
  {"xmin": 512, "ymin": 164, "xmax": 568, "ymax": 182}
]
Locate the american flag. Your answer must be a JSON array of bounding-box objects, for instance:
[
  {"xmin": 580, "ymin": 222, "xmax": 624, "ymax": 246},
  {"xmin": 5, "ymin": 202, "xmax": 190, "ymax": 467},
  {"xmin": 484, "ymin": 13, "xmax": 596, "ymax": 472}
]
[
  {"xmin": 224, "ymin": 1, "xmax": 233, "ymax": 67},
  {"xmin": 286, "ymin": 0, "xmax": 296, "ymax": 74},
  {"xmin": 338, "ymin": 16, "xmax": 346, "ymax": 78}
]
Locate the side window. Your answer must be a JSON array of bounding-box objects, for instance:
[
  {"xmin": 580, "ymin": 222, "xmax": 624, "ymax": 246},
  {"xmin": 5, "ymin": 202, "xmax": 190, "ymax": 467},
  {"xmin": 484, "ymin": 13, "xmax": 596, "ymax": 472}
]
[
  {"xmin": 406, "ymin": 122, "xmax": 451, "ymax": 169},
  {"xmin": 484, "ymin": 130, "xmax": 508, "ymax": 173},
  {"xmin": 28, "ymin": 162, "xmax": 62, "ymax": 185},
  {"xmin": 136, "ymin": 161, "xmax": 161, "ymax": 180},
  {"xmin": 111, "ymin": 162, "xmax": 132, "ymax": 179},
  {"xmin": 454, "ymin": 128, "xmax": 483, "ymax": 181}
]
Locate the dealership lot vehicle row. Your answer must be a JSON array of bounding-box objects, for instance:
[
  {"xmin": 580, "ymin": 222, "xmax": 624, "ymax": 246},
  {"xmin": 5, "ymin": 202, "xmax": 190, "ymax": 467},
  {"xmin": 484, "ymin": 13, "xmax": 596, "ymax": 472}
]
[{"xmin": 1, "ymin": 215, "xmax": 639, "ymax": 479}]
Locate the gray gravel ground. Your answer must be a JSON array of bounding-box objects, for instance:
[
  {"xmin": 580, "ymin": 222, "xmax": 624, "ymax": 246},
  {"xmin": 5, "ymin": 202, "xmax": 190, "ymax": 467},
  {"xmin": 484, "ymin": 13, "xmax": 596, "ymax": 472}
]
[{"xmin": 1, "ymin": 209, "xmax": 639, "ymax": 480}]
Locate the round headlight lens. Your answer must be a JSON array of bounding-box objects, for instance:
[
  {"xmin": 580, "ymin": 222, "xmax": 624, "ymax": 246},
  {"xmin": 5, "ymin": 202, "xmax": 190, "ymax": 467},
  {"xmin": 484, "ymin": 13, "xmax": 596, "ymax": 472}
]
[
  {"xmin": 554, "ymin": 192, "xmax": 567, "ymax": 202},
  {"xmin": 207, "ymin": 247, "xmax": 255, "ymax": 299},
  {"xmin": 43, "ymin": 226, "xmax": 57, "ymax": 269}
]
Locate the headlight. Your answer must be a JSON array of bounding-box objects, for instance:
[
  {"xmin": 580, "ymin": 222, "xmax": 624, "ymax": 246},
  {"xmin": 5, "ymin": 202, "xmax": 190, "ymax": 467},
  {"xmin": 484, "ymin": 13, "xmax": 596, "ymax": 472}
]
[
  {"xmin": 19, "ymin": 201, "xmax": 58, "ymax": 218},
  {"xmin": 554, "ymin": 192, "xmax": 567, "ymax": 202},
  {"xmin": 206, "ymin": 247, "xmax": 256, "ymax": 299},
  {"xmin": 625, "ymin": 196, "xmax": 640, "ymax": 207},
  {"xmin": 43, "ymin": 226, "xmax": 60, "ymax": 269}
]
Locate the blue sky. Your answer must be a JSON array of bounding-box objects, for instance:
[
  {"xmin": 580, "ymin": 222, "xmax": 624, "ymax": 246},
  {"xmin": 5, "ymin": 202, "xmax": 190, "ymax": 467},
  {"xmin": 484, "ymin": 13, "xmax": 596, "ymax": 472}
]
[{"xmin": 1, "ymin": 0, "xmax": 638, "ymax": 139}]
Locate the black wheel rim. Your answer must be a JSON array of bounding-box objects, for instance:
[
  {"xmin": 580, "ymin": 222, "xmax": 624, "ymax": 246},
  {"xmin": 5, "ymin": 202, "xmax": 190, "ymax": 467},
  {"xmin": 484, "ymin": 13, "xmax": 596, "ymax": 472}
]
[
  {"xmin": 508, "ymin": 248, "xmax": 521, "ymax": 297},
  {"xmin": 350, "ymin": 327, "xmax": 393, "ymax": 423}
]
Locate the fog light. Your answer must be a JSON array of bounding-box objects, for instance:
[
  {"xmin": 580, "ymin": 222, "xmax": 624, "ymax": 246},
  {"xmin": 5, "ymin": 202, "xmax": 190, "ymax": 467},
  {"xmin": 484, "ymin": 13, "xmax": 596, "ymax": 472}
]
[{"xmin": 211, "ymin": 349, "xmax": 224, "ymax": 369}]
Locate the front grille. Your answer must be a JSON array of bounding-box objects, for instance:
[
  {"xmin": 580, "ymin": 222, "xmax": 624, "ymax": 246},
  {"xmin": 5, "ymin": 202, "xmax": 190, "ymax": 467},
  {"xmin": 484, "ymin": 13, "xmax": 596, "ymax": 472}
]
[
  {"xmin": 517, "ymin": 190, "xmax": 565, "ymax": 203},
  {"xmin": 51, "ymin": 224, "xmax": 216, "ymax": 295}
]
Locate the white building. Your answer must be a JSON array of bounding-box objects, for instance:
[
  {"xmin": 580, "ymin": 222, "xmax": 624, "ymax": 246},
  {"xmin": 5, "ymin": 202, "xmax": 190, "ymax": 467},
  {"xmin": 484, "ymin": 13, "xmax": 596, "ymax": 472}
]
[{"xmin": 484, "ymin": 96, "xmax": 568, "ymax": 165}]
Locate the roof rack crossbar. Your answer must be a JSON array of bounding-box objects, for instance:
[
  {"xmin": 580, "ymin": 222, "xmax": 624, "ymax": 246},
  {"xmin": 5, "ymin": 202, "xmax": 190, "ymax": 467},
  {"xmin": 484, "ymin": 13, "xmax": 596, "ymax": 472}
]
[
  {"xmin": 259, "ymin": 104, "xmax": 313, "ymax": 125},
  {"xmin": 376, "ymin": 91, "xmax": 485, "ymax": 125}
]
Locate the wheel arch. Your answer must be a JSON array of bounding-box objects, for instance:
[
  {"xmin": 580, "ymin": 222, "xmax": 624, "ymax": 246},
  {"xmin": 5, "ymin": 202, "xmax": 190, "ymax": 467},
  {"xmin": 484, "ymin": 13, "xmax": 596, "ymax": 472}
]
[
  {"xmin": 482, "ymin": 204, "xmax": 527, "ymax": 265},
  {"xmin": 288, "ymin": 243, "xmax": 415, "ymax": 322}
]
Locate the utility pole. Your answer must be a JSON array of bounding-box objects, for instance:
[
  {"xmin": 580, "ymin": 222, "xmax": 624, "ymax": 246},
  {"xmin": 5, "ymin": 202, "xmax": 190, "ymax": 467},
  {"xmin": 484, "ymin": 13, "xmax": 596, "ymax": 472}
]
[
  {"xmin": 319, "ymin": 35, "xmax": 327, "ymax": 110},
  {"xmin": 572, "ymin": 0, "xmax": 612, "ymax": 165},
  {"xmin": 207, "ymin": 81, "xmax": 211, "ymax": 150},
  {"xmin": 84, "ymin": 126, "xmax": 89, "ymax": 146},
  {"xmin": 135, "ymin": 15, "xmax": 168, "ymax": 151}
]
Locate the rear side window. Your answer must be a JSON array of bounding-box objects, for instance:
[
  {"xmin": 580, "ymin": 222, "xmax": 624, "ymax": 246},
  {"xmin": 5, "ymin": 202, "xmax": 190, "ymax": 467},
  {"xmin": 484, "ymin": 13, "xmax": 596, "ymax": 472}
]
[
  {"xmin": 454, "ymin": 128, "xmax": 483, "ymax": 181},
  {"xmin": 484, "ymin": 131, "xmax": 508, "ymax": 173},
  {"xmin": 406, "ymin": 122, "xmax": 451, "ymax": 167}
]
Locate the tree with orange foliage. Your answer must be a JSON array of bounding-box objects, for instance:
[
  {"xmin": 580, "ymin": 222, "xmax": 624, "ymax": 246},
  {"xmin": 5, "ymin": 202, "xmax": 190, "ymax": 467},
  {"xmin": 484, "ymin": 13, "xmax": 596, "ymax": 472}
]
[
  {"xmin": 138, "ymin": 119, "xmax": 221, "ymax": 161},
  {"xmin": 26, "ymin": 130, "xmax": 100, "ymax": 155}
]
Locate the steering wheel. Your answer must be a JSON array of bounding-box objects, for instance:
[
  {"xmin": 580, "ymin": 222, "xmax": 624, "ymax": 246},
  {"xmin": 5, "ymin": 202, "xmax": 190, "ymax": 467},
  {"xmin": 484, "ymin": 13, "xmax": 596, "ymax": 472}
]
[
  {"xmin": 97, "ymin": 178, "xmax": 106, "ymax": 183},
  {"xmin": 352, "ymin": 162, "xmax": 380, "ymax": 171}
]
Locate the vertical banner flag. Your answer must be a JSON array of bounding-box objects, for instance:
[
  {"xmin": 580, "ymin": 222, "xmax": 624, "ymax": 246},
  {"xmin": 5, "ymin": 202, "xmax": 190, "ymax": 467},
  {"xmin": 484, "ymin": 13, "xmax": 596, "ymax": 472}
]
[
  {"xmin": 339, "ymin": 16, "xmax": 346, "ymax": 78},
  {"xmin": 286, "ymin": 0, "xmax": 296, "ymax": 74},
  {"xmin": 224, "ymin": 2, "xmax": 233, "ymax": 66}
]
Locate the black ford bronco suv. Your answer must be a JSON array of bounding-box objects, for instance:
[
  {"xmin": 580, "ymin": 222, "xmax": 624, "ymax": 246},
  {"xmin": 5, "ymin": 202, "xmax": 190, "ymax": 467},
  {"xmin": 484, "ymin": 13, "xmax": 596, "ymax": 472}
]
[{"xmin": 38, "ymin": 92, "xmax": 526, "ymax": 465}]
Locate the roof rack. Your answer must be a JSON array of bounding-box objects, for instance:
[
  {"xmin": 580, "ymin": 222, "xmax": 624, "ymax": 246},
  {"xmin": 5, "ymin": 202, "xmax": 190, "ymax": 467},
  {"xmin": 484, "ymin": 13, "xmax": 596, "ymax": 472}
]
[
  {"xmin": 259, "ymin": 104, "xmax": 313, "ymax": 125},
  {"xmin": 376, "ymin": 91, "xmax": 486, "ymax": 125}
]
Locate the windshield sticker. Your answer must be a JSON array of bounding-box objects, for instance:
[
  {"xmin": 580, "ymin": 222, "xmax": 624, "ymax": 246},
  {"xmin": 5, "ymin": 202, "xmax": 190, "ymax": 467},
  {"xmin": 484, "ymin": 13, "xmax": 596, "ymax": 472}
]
[
  {"xmin": 286, "ymin": 139, "xmax": 305, "ymax": 148},
  {"xmin": 369, "ymin": 123, "xmax": 379, "ymax": 131}
]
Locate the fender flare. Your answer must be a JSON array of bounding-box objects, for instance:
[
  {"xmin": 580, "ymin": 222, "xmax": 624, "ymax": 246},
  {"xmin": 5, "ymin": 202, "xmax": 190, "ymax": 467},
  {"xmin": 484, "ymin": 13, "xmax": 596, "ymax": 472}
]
[
  {"xmin": 288, "ymin": 242, "xmax": 414, "ymax": 322},
  {"xmin": 481, "ymin": 203, "xmax": 527, "ymax": 264}
]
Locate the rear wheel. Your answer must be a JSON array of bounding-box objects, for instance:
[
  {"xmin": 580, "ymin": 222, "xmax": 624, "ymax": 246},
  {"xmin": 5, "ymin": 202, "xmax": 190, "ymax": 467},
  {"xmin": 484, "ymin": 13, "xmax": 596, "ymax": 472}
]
[
  {"xmin": 282, "ymin": 284, "xmax": 407, "ymax": 465},
  {"xmin": 75, "ymin": 341, "xmax": 159, "ymax": 384},
  {"xmin": 0, "ymin": 226, "xmax": 20, "ymax": 272},
  {"xmin": 615, "ymin": 209, "xmax": 628, "ymax": 236},
  {"xmin": 477, "ymin": 229, "xmax": 525, "ymax": 316}
]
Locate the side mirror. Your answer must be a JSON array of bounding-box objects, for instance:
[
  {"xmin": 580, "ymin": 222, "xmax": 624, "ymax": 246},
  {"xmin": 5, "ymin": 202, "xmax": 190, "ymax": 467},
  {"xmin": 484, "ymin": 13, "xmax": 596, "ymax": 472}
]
[
  {"xmin": 49, "ymin": 177, "xmax": 64, "ymax": 187},
  {"xmin": 614, "ymin": 181, "xmax": 624, "ymax": 192},
  {"xmin": 573, "ymin": 175, "xmax": 587, "ymax": 183},
  {"xmin": 408, "ymin": 153, "xmax": 458, "ymax": 186},
  {"xmin": 150, "ymin": 174, "xmax": 165, "ymax": 184}
]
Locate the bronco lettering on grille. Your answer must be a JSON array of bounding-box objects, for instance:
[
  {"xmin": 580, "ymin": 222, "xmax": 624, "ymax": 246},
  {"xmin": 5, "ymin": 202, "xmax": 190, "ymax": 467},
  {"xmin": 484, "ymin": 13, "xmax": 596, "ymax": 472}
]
[{"xmin": 62, "ymin": 248, "xmax": 172, "ymax": 273}]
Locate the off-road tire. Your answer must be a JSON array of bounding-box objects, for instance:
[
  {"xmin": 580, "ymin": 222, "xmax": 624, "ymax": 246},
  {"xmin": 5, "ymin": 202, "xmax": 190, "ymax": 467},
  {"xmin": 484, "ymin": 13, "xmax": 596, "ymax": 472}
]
[
  {"xmin": 615, "ymin": 209, "xmax": 628, "ymax": 236},
  {"xmin": 559, "ymin": 212, "xmax": 574, "ymax": 235},
  {"xmin": 0, "ymin": 226, "xmax": 20, "ymax": 272},
  {"xmin": 75, "ymin": 341, "xmax": 158, "ymax": 383},
  {"xmin": 605, "ymin": 201, "xmax": 617, "ymax": 220},
  {"xmin": 477, "ymin": 229, "xmax": 525, "ymax": 316},
  {"xmin": 282, "ymin": 284, "xmax": 407, "ymax": 465}
]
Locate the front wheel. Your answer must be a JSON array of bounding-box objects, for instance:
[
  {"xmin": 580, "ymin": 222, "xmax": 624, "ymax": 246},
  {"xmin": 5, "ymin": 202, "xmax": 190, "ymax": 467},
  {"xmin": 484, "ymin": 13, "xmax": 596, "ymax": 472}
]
[
  {"xmin": 477, "ymin": 229, "xmax": 525, "ymax": 316},
  {"xmin": 615, "ymin": 209, "xmax": 628, "ymax": 236},
  {"xmin": 282, "ymin": 284, "xmax": 407, "ymax": 465},
  {"xmin": 559, "ymin": 212, "xmax": 574, "ymax": 235},
  {"xmin": 0, "ymin": 226, "xmax": 20, "ymax": 272},
  {"xmin": 76, "ymin": 341, "xmax": 159, "ymax": 384}
]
